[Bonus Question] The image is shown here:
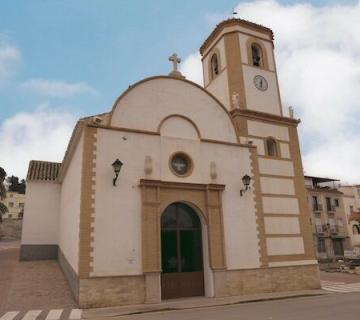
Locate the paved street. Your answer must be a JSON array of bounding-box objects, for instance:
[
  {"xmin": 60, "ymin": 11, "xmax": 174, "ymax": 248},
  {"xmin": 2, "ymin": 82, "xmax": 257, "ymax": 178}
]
[
  {"xmin": 112, "ymin": 293, "xmax": 360, "ymax": 320},
  {"xmin": 2, "ymin": 241, "xmax": 360, "ymax": 319},
  {"xmin": 0, "ymin": 243, "xmax": 77, "ymax": 315}
]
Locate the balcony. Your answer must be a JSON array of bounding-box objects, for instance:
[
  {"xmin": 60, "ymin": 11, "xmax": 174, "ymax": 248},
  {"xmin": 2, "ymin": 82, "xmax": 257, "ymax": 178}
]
[
  {"xmin": 313, "ymin": 204, "xmax": 323, "ymax": 212},
  {"xmin": 327, "ymin": 205, "xmax": 336, "ymax": 213}
]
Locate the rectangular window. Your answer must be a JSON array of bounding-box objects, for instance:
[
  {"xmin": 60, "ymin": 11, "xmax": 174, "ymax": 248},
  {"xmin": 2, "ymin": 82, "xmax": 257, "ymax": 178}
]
[
  {"xmin": 8, "ymin": 202, "xmax": 14, "ymax": 208},
  {"xmin": 326, "ymin": 197, "xmax": 332, "ymax": 211},
  {"xmin": 333, "ymin": 239, "xmax": 344, "ymax": 256},
  {"xmin": 334, "ymin": 199, "xmax": 339, "ymax": 207},
  {"xmin": 317, "ymin": 239, "xmax": 326, "ymax": 253},
  {"xmin": 19, "ymin": 203, "xmax": 24, "ymax": 208},
  {"xmin": 312, "ymin": 196, "xmax": 321, "ymax": 211}
]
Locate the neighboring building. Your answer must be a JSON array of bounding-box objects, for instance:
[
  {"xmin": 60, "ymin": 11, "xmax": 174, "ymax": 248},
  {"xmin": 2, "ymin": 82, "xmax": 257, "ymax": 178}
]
[
  {"xmin": 305, "ymin": 176, "xmax": 350, "ymax": 262},
  {"xmin": 2, "ymin": 191, "xmax": 25, "ymax": 219},
  {"xmin": 21, "ymin": 18, "xmax": 320, "ymax": 308},
  {"xmin": 338, "ymin": 185, "xmax": 360, "ymax": 255}
]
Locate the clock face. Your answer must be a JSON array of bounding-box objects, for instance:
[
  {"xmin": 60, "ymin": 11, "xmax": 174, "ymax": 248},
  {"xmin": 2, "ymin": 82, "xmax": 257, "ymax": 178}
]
[{"xmin": 253, "ymin": 75, "xmax": 268, "ymax": 91}]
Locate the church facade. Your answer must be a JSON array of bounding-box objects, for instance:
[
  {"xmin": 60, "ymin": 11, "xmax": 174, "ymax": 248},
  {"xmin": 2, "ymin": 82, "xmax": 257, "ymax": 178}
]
[{"xmin": 21, "ymin": 19, "xmax": 320, "ymax": 308}]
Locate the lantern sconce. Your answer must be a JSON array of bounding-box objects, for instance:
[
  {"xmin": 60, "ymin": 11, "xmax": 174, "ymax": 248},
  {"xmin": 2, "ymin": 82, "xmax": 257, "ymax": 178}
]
[
  {"xmin": 240, "ymin": 174, "xmax": 251, "ymax": 196},
  {"xmin": 112, "ymin": 158, "xmax": 123, "ymax": 186}
]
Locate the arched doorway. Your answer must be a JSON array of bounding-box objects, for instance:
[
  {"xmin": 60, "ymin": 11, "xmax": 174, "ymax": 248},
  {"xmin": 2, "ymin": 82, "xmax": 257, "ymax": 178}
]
[{"xmin": 161, "ymin": 202, "xmax": 205, "ymax": 299}]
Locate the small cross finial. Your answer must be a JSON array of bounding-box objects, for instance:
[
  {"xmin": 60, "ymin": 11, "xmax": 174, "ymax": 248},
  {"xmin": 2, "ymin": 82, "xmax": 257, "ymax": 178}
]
[
  {"xmin": 232, "ymin": 7, "xmax": 238, "ymax": 17},
  {"xmin": 169, "ymin": 53, "xmax": 181, "ymax": 72}
]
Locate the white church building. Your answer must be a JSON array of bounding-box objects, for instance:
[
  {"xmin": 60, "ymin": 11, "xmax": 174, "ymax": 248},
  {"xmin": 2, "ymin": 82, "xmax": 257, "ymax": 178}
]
[{"xmin": 21, "ymin": 18, "xmax": 320, "ymax": 308}]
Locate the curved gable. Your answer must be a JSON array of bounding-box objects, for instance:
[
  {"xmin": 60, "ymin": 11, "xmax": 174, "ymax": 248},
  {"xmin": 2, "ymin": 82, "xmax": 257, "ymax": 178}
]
[{"xmin": 109, "ymin": 76, "xmax": 238, "ymax": 143}]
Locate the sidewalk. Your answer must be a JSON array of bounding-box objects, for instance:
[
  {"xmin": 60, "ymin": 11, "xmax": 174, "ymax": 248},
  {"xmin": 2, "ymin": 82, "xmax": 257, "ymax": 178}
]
[{"xmin": 83, "ymin": 289, "xmax": 328, "ymax": 318}]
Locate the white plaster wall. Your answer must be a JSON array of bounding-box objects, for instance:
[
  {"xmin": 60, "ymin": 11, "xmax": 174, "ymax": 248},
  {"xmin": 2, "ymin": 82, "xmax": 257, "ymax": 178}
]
[
  {"xmin": 243, "ymin": 65, "xmax": 281, "ymax": 115},
  {"xmin": 262, "ymin": 196, "xmax": 300, "ymax": 214},
  {"xmin": 280, "ymin": 143, "xmax": 291, "ymax": 159},
  {"xmin": 267, "ymin": 237, "xmax": 305, "ymax": 255},
  {"xmin": 206, "ymin": 71, "xmax": 230, "ymax": 110},
  {"xmin": 238, "ymin": 34, "xmax": 275, "ymax": 71},
  {"xmin": 21, "ymin": 181, "xmax": 60, "ymax": 245},
  {"xmin": 111, "ymin": 78, "xmax": 237, "ymax": 143},
  {"xmin": 248, "ymin": 120, "xmax": 289, "ymax": 141},
  {"xmin": 258, "ymin": 158, "xmax": 294, "ymax": 177},
  {"xmin": 260, "ymin": 177, "xmax": 295, "ymax": 195},
  {"xmin": 58, "ymin": 133, "xmax": 83, "ymax": 272},
  {"xmin": 92, "ymin": 128, "xmax": 260, "ymax": 276},
  {"xmin": 160, "ymin": 116, "xmax": 199, "ymax": 139},
  {"xmin": 264, "ymin": 217, "xmax": 300, "ymax": 235}
]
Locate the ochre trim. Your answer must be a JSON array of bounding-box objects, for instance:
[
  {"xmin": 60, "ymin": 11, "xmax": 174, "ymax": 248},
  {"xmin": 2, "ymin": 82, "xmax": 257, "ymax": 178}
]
[
  {"xmin": 288, "ymin": 126, "xmax": 316, "ymax": 261},
  {"xmin": 157, "ymin": 114, "xmax": 201, "ymax": 139},
  {"xmin": 246, "ymin": 37, "xmax": 269, "ymax": 70},
  {"xmin": 248, "ymin": 134, "xmax": 289, "ymax": 144},
  {"xmin": 201, "ymin": 30, "xmax": 274, "ymax": 62},
  {"xmin": 90, "ymin": 124, "xmax": 160, "ymax": 136},
  {"xmin": 78, "ymin": 126, "xmax": 97, "ymax": 278},
  {"xmin": 91, "ymin": 124, "xmax": 253, "ymax": 149},
  {"xmin": 200, "ymin": 18, "xmax": 274, "ymax": 55},
  {"xmin": 249, "ymin": 148, "xmax": 268, "ymax": 267},
  {"xmin": 224, "ymin": 32, "xmax": 247, "ymax": 110},
  {"xmin": 140, "ymin": 179, "xmax": 226, "ymax": 272},
  {"xmin": 265, "ymin": 234, "xmax": 302, "ymax": 238},
  {"xmin": 231, "ymin": 108, "xmax": 299, "ymax": 126}
]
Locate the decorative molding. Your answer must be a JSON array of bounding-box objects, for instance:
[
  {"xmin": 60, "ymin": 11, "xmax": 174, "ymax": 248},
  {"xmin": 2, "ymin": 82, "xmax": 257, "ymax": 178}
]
[
  {"xmin": 140, "ymin": 179, "xmax": 226, "ymax": 273},
  {"xmin": 78, "ymin": 126, "xmax": 97, "ymax": 278},
  {"xmin": 200, "ymin": 18, "xmax": 274, "ymax": 55},
  {"xmin": 249, "ymin": 148, "xmax": 268, "ymax": 267},
  {"xmin": 231, "ymin": 108, "xmax": 299, "ymax": 127}
]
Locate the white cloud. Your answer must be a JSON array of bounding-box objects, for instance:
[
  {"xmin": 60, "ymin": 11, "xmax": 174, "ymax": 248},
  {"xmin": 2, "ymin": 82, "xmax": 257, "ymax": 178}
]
[
  {"xmin": 0, "ymin": 105, "xmax": 77, "ymax": 178},
  {"xmin": 179, "ymin": 52, "xmax": 203, "ymax": 86},
  {"xmin": 0, "ymin": 41, "xmax": 21, "ymax": 83},
  {"xmin": 20, "ymin": 79, "xmax": 99, "ymax": 97},
  {"xmin": 181, "ymin": 0, "xmax": 360, "ymax": 183}
]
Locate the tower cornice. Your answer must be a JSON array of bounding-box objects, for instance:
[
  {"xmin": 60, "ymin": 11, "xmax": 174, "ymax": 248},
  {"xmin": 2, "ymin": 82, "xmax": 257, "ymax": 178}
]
[{"xmin": 200, "ymin": 18, "xmax": 274, "ymax": 55}]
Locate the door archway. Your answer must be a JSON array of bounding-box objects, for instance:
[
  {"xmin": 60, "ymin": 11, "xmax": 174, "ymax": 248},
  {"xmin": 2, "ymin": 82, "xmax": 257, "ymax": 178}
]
[{"xmin": 161, "ymin": 202, "xmax": 204, "ymax": 299}]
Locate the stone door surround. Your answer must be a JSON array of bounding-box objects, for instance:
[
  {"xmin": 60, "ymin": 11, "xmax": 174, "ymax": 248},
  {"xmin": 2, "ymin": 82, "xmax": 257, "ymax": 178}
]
[{"xmin": 140, "ymin": 179, "xmax": 226, "ymax": 273}]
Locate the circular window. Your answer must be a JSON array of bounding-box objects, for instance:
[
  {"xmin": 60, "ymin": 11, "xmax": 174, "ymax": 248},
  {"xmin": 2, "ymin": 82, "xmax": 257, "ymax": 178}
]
[{"xmin": 169, "ymin": 152, "xmax": 193, "ymax": 177}]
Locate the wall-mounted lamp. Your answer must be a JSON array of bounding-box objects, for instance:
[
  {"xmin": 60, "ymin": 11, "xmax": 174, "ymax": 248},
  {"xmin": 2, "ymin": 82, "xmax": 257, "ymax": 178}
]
[
  {"xmin": 240, "ymin": 174, "xmax": 251, "ymax": 196},
  {"xmin": 112, "ymin": 158, "xmax": 123, "ymax": 186}
]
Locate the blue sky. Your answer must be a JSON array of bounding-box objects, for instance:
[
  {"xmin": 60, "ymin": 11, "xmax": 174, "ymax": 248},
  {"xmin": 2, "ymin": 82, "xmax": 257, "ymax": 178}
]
[
  {"xmin": 0, "ymin": 0, "xmax": 356, "ymax": 119},
  {"xmin": 1, "ymin": 0, "xmax": 360, "ymax": 181}
]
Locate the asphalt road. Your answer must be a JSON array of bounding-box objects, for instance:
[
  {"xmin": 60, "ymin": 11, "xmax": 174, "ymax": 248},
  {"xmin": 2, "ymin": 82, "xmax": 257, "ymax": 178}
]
[{"xmin": 117, "ymin": 293, "xmax": 360, "ymax": 320}]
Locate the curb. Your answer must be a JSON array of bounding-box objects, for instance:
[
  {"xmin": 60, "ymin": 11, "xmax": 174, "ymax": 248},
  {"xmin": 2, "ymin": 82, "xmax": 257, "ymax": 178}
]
[{"xmin": 83, "ymin": 290, "xmax": 329, "ymax": 318}]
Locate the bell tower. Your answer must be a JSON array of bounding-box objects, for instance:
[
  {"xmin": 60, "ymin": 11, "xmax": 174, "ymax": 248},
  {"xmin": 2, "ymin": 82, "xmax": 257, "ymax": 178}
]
[
  {"xmin": 200, "ymin": 18, "xmax": 282, "ymax": 116},
  {"xmin": 200, "ymin": 19, "xmax": 317, "ymax": 270}
]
